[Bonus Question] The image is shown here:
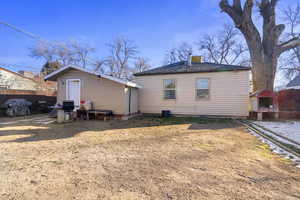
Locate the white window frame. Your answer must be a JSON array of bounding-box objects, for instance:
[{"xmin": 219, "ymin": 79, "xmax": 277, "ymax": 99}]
[
  {"xmin": 195, "ymin": 78, "xmax": 210, "ymax": 100},
  {"xmin": 163, "ymin": 79, "xmax": 176, "ymax": 100}
]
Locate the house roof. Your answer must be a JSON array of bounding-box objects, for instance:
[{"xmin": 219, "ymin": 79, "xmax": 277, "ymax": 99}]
[
  {"xmin": 286, "ymin": 74, "xmax": 300, "ymax": 88},
  {"xmin": 44, "ymin": 65, "xmax": 142, "ymax": 88},
  {"xmin": 134, "ymin": 61, "xmax": 251, "ymax": 76}
]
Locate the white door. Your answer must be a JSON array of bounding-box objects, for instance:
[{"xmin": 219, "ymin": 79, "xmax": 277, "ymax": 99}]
[{"xmin": 67, "ymin": 79, "xmax": 81, "ymax": 110}]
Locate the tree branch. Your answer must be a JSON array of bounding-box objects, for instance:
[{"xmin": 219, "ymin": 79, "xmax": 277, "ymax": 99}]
[
  {"xmin": 278, "ymin": 37, "xmax": 300, "ymax": 54},
  {"xmin": 220, "ymin": 0, "xmax": 243, "ymax": 27},
  {"xmin": 271, "ymin": 0, "xmax": 279, "ymax": 7},
  {"xmin": 273, "ymin": 24, "xmax": 285, "ymax": 38},
  {"xmin": 242, "ymin": 0, "xmax": 254, "ymax": 21},
  {"xmin": 233, "ymin": 0, "xmax": 242, "ymax": 11}
]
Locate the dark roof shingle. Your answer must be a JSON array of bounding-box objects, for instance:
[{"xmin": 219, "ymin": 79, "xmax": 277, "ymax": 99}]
[
  {"xmin": 287, "ymin": 74, "xmax": 300, "ymax": 87},
  {"xmin": 134, "ymin": 61, "xmax": 251, "ymax": 76}
]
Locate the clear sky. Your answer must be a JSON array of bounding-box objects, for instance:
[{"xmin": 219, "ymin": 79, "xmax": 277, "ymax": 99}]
[{"xmin": 0, "ymin": 0, "xmax": 297, "ymax": 73}]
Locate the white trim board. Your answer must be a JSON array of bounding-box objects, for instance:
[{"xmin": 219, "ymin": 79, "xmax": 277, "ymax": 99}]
[{"xmin": 44, "ymin": 65, "xmax": 142, "ymax": 88}]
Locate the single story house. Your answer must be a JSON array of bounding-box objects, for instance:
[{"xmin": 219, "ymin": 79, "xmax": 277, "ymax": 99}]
[
  {"xmin": 0, "ymin": 67, "xmax": 38, "ymax": 90},
  {"xmin": 0, "ymin": 66, "xmax": 56, "ymax": 94},
  {"xmin": 44, "ymin": 65, "xmax": 140, "ymax": 116},
  {"xmin": 45, "ymin": 58, "xmax": 251, "ymax": 118},
  {"xmin": 134, "ymin": 60, "xmax": 251, "ymax": 117}
]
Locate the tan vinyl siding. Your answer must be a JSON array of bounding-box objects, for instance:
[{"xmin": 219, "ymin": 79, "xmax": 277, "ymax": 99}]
[
  {"xmin": 135, "ymin": 71, "xmax": 250, "ymax": 117},
  {"xmin": 57, "ymin": 70, "xmax": 127, "ymax": 115}
]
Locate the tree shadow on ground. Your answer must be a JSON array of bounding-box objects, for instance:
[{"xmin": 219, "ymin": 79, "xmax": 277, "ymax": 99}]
[{"xmin": 0, "ymin": 116, "xmax": 241, "ymax": 143}]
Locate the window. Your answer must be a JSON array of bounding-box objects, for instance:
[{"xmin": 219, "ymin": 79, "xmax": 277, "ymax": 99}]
[
  {"xmin": 196, "ymin": 78, "xmax": 210, "ymax": 99},
  {"xmin": 163, "ymin": 79, "xmax": 176, "ymax": 99}
]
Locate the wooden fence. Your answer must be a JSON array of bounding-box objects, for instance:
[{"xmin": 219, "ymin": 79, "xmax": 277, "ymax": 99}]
[
  {"xmin": 0, "ymin": 89, "xmax": 56, "ymax": 96},
  {"xmin": 276, "ymin": 89, "xmax": 300, "ymax": 119},
  {"xmin": 0, "ymin": 89, "xmax": 57, "ymax": 117},
  {"xmin": 278, "ymin": 89, "xmax": 300, "ymax": 111}
]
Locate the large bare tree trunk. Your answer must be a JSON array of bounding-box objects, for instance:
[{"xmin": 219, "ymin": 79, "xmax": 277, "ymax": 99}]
[{"xmin": 220, "ymin": 0, "xmax": 300, "ymax": 91}]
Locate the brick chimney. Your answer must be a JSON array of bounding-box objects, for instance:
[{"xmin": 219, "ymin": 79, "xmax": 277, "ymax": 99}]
[
  {"xmin": 191, "ymin": 56, "xmax": 203, "ymax": 63},
  {"xmin": 188, "ymin": 55, "xmax": 204, "ymax": 66}
]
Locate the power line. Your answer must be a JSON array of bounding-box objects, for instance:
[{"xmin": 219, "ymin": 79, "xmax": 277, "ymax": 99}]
[
  {"xmin": 0, "ymin": 21, "xmax": 99, "ymax": 67},
  {"xmin": 0, "ymin": 21, "xmax": 45, "ymax": 42},
  {"xmin": 0, "ymin": 21, "xmax": 45, "ymax": 72}
]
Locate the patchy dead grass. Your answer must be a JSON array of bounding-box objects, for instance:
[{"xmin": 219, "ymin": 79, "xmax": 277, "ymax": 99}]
[{"xmin": 0, "ymin": 116, "xmax": 299, "ymax": 200}]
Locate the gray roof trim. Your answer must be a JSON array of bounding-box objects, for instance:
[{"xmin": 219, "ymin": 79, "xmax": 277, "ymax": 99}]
[{"xmin": 134, "ymin": 61, "xmax": 251, "ymax": 76}]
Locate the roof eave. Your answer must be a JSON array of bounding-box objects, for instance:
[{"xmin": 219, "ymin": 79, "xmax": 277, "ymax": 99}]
[{"xmin": 134, "ymin": 68, "xmax": 251, "ymax": 77}]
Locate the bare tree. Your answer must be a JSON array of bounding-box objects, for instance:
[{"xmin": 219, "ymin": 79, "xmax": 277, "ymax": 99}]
[
  {"xmin": 70, "ymin": 41, "xmax": 96, "ymax": 68},
  {"xmin": 93, "ymin": 59, "xmax": 106, "ymax": 74},
  {"xmin": 134, "ymin": 57, "xmax": 151, "ymax": 73},
  {"xmin": 30, "ymin": 41, "xmax": 96, "ymax": 70},
  {"xmin": 105, "ymin": 37, "xmax": 138, "ymax": 79},
  {"xmin": 30, "ymin": 42, "xmax": 56, "ymax": 62},
  {"xmin": 220, "ymin": 0, "xmax": 300, "ymax": 91},
  {"xmin": 280, "ymin": 3, "xmax": 300, "ymax": 79},
  {"xmin": 165, "ymin": 42, "xmax": 193, "ymax": 64},
  {"xmin": 197, "ymin": 24, "xmax": 249, "ymax": 65},
  {"xmin": 54, "ymin": 42, "xmax": 74, "ymax": 66}
]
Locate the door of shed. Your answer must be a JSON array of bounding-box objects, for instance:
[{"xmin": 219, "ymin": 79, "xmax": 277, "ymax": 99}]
[{"xmin": 66, "ymin": 79, "xmax": 81, "ymax": 110}]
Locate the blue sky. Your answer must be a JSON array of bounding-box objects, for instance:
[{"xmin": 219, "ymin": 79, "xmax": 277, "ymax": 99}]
[{"xmin": 0, "ymin": 0, "xmax": 297, "ymax": 73}]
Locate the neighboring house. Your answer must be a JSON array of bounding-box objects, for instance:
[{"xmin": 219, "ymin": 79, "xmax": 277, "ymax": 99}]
[
  {"xmin": 0, "ymin": 67, "xmax": 38, "ymax": 90},
  {"xmin": 134, "ymin": 60, "xmax": 251, "ymax": 117},
  {"xmin": 44, "ymin": 65, "xmax": 140, "ymax": 115},
  {"xmin": 0, "ymin": 67, "xmax": 57, "ymax": 93},
  {"xmin": 286, "ymin": 74, "xmax": 300, "ymax": 89}
]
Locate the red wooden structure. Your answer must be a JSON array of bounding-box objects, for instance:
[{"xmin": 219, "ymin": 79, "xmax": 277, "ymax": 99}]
[{"xmin": 250, "ymin": 90, "xmax": 279, "ymax": 120}]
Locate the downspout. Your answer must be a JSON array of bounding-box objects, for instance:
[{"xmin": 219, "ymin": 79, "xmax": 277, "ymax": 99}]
[{"xmin": 128, "ymin": 87, "xmax": 131, "ymax": 115}]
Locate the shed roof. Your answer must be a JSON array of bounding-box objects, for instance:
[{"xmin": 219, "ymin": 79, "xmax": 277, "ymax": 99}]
[
  {"xmin": 250, "ymin": 89, "xmax": 277, "ymax": 98},
  {"xmin": 134, "ymin": 61, "xmax": 251, "ymax": 76},
  {"xmin": 44, "ymin": 65, "xmax": 141, "ymax": 88},
  {"xmin": 287, "ymin": 74, "xmax": 300, "ymax": 88}
]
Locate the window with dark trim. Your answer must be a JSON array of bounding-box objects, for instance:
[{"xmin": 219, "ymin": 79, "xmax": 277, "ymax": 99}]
[
  {"xmin": 163, "ymin": 79, "xmax": 176, "ymax": 99},
  {"xmin": 196, "ymin": 78, "xmax": 210, "ymax": 99}
]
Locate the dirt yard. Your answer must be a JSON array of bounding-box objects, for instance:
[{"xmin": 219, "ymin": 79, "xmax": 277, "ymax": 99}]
[{"xmin": 0, "ymin": 115, "xmax": 299, "ymax": 200}]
